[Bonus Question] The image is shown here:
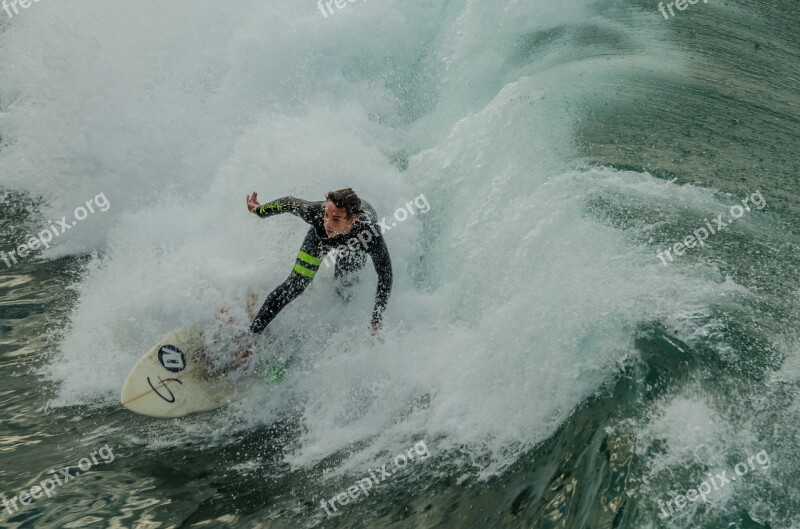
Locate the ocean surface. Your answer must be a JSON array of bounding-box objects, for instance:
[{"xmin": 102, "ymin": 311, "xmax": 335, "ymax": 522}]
[{"xmin": 1, "ymin": 0, "xmax": 798, "ymax": 527}]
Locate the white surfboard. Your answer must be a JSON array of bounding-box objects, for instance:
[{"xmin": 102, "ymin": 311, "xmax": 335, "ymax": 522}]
[{"xmin": 120, "ymin": 324, "xmax": 240, "ymax": 418}]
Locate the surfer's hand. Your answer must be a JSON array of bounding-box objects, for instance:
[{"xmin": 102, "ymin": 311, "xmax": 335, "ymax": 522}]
[{"xmin": 247, "ymin": 192, "xmax": 261, "ymax": 214}]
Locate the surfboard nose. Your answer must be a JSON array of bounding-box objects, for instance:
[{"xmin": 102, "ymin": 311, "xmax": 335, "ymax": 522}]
[{"xmin": 120, "ymin": 325, "xmax": 236, "ymax": 418}]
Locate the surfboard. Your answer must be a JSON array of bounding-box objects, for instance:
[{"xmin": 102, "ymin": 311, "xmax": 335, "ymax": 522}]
[{"xmin": 120, "ymin": 324, "xmax": 240, "ymax": 418}]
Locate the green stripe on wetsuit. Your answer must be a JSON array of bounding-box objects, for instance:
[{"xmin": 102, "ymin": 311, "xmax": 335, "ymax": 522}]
[
  {"xmin": 258, "ymin": 201, "xmax": 283, "ymax": 216},
  {"xmin": 293, "ymin": 250, "xmax": 322, "ymax": 278}
]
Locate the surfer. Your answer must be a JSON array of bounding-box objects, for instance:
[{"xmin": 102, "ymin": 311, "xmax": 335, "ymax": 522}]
[{"xmin": 246, "ymin": 188, "xmax": 393, "ymax": 336}]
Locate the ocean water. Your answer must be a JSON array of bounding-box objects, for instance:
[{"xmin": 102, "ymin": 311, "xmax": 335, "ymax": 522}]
[{"xmin": 0, "ymin": 0, "xmax": 798, "ymax": 527}]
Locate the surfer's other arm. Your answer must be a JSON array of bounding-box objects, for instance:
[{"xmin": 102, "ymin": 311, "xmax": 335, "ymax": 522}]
[
  {"xmin": 246, "ymin": 193, "xmax": 317, "ymax": 223},
  {"xmin": 368, "ymin": 233, "xmax": 393, "ymax": 329}
]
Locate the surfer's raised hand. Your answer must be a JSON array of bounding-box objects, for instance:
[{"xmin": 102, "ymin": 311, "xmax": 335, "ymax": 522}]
[{"xmin": 247, "ymin": 192, "xmax": 261, "ymax": 214}]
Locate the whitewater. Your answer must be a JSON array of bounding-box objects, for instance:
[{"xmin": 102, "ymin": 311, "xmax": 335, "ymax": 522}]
[{"xmin": 0, "ymin": 0, "xmax": 798, "ymax": 527}]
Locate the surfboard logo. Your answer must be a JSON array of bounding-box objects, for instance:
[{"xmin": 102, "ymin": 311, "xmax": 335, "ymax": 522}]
[
  {"xmin": 147, "ymin": 376, "xmax": 183, "ymax": 403},
  {"xmin": 158, "ymin": 345, "xmax": 186, "ymax": 373}
]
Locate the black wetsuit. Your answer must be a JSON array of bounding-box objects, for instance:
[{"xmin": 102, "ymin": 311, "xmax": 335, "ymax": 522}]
[{"xmin": 249, "ymin": 197, "xmax": 393, "ymax": 334}]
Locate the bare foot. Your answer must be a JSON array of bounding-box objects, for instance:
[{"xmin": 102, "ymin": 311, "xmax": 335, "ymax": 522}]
[
  {"xmin": 214, "ymin": 305, "xmax": 254, "ymax": 372},
  {"xmin": 246, "ymin": 293, "xmax": 259, "ymax": 320}
]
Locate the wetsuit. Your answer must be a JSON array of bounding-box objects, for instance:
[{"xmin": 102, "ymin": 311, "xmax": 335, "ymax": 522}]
[{"xmin": 249, "ymin": 197, "xmax": 393, "ymax": 334}]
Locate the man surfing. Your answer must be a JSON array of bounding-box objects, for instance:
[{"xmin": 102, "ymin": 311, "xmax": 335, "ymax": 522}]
[{"xmin": 246, "ymin": 188, "xmax": 393, "ymax": 336}]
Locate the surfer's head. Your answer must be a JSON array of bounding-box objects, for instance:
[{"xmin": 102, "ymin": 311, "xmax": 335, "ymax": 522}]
[{"xmin": 323, "ymin": 188, "xmax": 363, "ymax": 237}]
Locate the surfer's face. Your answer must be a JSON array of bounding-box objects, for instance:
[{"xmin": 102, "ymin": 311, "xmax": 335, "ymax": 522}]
[{"xmin": 323, "ymin": 201, "xmax": 357, "ymax": 238}]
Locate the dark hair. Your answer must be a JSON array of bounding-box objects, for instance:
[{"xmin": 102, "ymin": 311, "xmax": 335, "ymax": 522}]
[{"xmin": 326, "ymin": 188, "xmax": 364, "ymax": 218}]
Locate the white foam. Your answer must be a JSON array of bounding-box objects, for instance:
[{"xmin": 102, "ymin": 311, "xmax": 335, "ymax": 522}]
[{"xmin": 0, "ymin": 0, "xmax": 744, "ymax": 479}]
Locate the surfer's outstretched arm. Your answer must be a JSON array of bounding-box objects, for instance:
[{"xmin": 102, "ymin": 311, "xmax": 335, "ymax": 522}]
[{"xmin": 247, "ymin": 192, "xmax": 320, "ymax": 224}]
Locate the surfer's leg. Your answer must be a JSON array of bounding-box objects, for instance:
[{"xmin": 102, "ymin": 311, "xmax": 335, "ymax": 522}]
[
  {"xmin": 333, "ymin": 247, "xmax": 367, "ymax": 303},
  {"xmin": 250, "ymin": 228, "xmax": 325, "ymax": 334}
]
